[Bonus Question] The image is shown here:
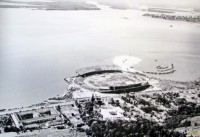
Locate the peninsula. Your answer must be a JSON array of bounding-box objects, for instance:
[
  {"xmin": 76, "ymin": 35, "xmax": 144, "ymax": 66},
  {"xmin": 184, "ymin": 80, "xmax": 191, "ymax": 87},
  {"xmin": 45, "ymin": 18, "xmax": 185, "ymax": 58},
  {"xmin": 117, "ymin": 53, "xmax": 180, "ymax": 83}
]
[{"xmin": 0, "ymin": 65, "xmax": 200, "ymax": 137}]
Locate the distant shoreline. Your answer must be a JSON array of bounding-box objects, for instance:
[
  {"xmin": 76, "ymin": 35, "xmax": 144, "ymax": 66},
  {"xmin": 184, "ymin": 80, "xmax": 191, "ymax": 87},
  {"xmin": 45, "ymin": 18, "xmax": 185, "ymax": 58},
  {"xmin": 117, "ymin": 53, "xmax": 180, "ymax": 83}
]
[{"xmin": 143, "ymin": 13, "xmax": 200, "ymax": 23}]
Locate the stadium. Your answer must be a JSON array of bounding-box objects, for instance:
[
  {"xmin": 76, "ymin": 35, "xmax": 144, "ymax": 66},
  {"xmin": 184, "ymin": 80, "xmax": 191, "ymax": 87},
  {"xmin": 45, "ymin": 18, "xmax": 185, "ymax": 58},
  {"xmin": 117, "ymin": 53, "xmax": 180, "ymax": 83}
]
[{"xmin": 65, "ymin": 65, "xmax": 150, "ymax": 93}]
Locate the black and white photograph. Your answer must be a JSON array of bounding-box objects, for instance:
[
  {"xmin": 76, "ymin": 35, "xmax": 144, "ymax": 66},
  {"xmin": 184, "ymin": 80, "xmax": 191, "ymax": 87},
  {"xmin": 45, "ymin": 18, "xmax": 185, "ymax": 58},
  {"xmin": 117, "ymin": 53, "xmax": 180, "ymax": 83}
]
[{"xmin": 0, "ymin": 0, "xmax": 200, "ymax": 136}]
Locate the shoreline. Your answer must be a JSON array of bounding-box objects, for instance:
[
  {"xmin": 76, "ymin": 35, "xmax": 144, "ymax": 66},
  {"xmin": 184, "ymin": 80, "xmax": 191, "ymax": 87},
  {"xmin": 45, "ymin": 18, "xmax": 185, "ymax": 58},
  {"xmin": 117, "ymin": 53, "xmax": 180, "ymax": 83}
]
[
  {"xmin": 0, "ymin": 3, "xmax": 200, "ymax": 109},
  {"xmin": 0, "ymin": 2, "xmax": 200, "ymax": 136},
  {"xmin": 0, "ymin": 67, "xmax": 200, "ymax": 137},
  {"xmin": 0, "ymin": 66, "xmax": 199, "ymax": 111},
  {"xmin": 0, "ymin": 63, "xmax": 199, "ymax": 111}
]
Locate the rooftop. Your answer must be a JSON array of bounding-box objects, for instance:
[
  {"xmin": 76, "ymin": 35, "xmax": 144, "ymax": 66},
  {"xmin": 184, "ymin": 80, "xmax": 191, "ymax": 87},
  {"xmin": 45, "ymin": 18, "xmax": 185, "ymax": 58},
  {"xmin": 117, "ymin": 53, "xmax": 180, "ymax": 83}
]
[{"xmin": 76, "ymin": 65, "xmax": 121, "ymax": 76}]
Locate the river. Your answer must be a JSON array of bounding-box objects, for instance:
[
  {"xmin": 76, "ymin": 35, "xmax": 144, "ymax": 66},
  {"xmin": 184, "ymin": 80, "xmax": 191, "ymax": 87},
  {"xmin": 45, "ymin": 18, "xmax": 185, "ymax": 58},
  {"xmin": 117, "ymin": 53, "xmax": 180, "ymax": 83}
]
[{"xmin": 0, "ymin": 4, "xmax": 200, "ymax": 109}]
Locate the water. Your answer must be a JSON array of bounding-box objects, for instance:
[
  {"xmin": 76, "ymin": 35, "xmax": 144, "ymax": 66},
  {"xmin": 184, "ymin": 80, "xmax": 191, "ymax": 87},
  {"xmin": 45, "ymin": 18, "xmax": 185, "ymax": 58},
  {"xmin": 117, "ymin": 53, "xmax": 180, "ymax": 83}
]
[{"xmin": 0, "ymin": 7, "xmax": 200, "ymax": 109}]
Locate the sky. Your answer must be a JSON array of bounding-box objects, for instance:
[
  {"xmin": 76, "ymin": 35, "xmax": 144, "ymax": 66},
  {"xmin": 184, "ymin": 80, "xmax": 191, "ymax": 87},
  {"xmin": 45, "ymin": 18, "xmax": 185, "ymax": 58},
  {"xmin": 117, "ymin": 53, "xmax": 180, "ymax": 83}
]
[
  {"xmin": 94, "ymin": 0, "xmax": 200, "ymax": 9},
  {"xmin": 138, "ymin": 0, "xmax": 200, "ymax": 9}
]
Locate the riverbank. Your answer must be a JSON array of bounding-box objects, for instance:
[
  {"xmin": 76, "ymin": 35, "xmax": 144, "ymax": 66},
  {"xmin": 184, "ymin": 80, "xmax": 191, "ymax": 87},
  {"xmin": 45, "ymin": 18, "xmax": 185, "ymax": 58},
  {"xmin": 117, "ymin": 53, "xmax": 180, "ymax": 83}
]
[
  {"xmin": 0, "ymin": 72, "xmax": 200, "ymax": 136},
  {"xmin": 0, "ymin": 0, "xmax": 200, "ymax": 111}
]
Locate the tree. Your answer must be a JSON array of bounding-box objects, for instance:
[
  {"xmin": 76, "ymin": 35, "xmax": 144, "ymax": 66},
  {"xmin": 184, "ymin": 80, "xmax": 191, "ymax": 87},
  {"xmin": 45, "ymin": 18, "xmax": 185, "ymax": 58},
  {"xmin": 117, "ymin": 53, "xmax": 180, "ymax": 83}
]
[{"xmin": 91, "ymin": 94, "xmax": 95, "ymax": 103}]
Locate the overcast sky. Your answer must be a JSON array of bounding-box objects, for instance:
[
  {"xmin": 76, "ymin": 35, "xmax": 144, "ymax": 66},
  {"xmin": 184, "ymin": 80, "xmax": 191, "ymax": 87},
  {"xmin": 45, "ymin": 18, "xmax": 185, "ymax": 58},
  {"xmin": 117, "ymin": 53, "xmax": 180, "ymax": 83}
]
[
  {"xmin": 95, "ymin": 0, "xmax": 200, "ymax": 9},
  {"xmin": 138, "ymin": 0, "xmax": 200, "ymax": 9}
]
